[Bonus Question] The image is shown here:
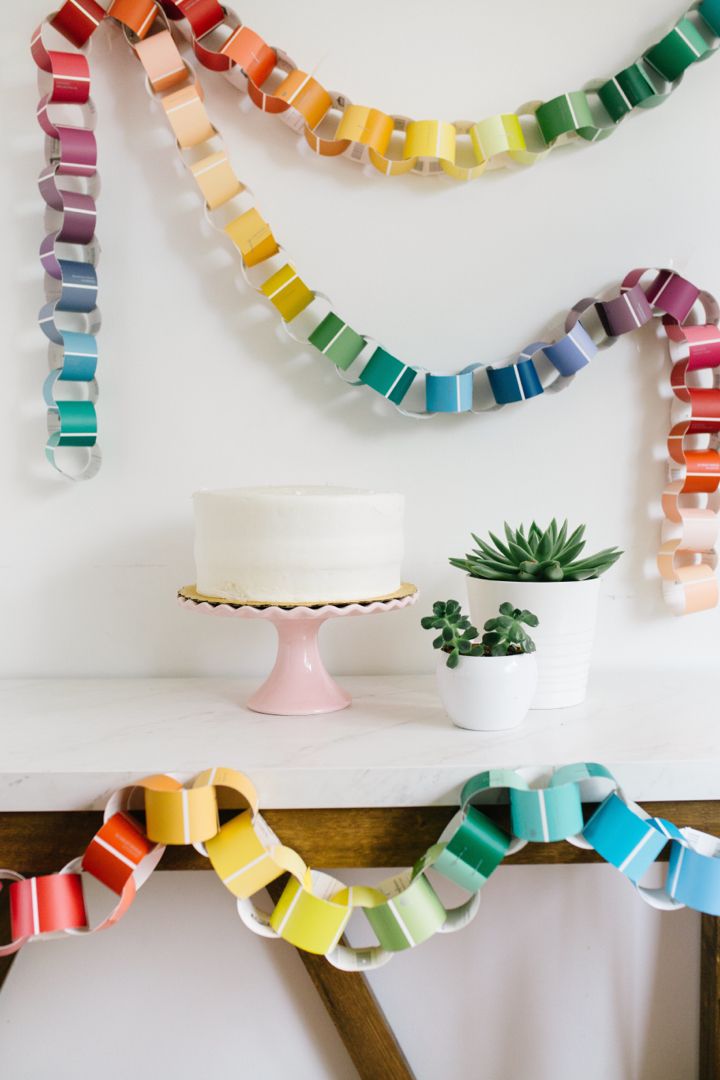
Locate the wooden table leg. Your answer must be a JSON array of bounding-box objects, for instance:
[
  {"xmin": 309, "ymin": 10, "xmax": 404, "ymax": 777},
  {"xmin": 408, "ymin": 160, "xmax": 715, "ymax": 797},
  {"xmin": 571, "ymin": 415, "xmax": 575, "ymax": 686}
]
[
  {"xmin": 266, "ymin": 880, "xmax": 414, "ymax": 1080},
  {"xmin": 700, "ymin": 914, "xmax": 720, "ymax": 1079}
]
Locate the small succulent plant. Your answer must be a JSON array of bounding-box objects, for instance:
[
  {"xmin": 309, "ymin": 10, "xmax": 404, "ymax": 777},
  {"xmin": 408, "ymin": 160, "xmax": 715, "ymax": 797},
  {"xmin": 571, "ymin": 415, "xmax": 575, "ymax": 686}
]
[
  {"xmin": 449, "ymin": 519, "xmax": 622, "ymax": 582},
  {"xmin": 421, "ymin": 600, "xmax": 538, "ymax": 668},
  {"xmin": 482, "ymin": 602, "xmax": 538, "ymax": 656}
]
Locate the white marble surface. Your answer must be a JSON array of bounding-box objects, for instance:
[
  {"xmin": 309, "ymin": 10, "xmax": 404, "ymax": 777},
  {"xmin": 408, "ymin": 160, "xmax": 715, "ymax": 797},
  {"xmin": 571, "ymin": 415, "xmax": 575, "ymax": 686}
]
[{"xmin": 1, "ymin": 669, "xmax": 719, "ymax": 809}]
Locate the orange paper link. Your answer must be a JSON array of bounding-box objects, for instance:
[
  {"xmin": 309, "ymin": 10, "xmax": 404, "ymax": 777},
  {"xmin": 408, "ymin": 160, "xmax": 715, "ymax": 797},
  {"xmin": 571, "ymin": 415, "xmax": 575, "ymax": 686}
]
[{"xmin": 82, "ymin": 812, "xmax": 155, "ymax": 894}]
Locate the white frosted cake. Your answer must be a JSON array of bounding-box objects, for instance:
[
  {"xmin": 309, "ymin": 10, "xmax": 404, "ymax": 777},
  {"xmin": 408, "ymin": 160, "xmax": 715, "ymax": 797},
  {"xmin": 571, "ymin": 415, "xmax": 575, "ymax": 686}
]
[{"xmin": 193, "ymin": 486, "xmax": 404, "ymax": 603}]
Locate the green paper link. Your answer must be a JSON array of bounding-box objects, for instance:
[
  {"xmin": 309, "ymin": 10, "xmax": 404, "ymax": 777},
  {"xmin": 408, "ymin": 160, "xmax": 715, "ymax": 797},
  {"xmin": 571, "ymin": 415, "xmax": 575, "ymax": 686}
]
[
  {"xmin": 645, "ymin": 17, "xmax": 712, "ymax": 82},
  {"xmin": 597, "ymin": 64, "xmax": 656, "ymax": 122},
  {"xmin": 359, "ymin": 346, "xmax": 416, "ymax": 405},
  {"xmin": 365, "ymin": 873, "xmax": 446, "ymax": 951},
  {"xmin": 431, "ymin": 807, "xmax": 510, "ymax": 892},
  {"xmin": 308, "ymin": 311, "xmax": 366, "ymax": 371},
  {"xmin": 535, "ymin": 91, "xmax": 606, "ymax": 146}
]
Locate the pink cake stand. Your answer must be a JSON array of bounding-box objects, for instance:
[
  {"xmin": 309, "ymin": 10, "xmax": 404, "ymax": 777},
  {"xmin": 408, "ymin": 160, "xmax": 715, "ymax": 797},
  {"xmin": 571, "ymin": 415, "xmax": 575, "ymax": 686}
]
[{"xmin": 178, "ymin": 583, "xmax": 418, "ymax": 716}]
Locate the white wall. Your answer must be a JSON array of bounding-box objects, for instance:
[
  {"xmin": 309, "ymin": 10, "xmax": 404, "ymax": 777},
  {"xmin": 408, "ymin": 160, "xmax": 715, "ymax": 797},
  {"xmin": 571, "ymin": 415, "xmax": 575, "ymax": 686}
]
[{"xmin": 0, "ymin": 1, "xmax": 711, "ymax": 1076}]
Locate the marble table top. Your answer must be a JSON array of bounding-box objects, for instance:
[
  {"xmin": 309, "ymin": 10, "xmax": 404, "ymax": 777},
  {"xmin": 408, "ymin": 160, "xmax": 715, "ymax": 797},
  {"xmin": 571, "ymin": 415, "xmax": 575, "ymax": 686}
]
[{"xmin": 0, "ymin": 670, "xmax": 718, "ymax": 810}]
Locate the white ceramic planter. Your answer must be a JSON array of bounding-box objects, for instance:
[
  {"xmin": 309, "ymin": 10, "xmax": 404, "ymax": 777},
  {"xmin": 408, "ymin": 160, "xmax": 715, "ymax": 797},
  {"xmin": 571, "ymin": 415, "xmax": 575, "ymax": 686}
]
[
  {"xmin": 465, "ymin": 577, "xmax": 600, "ymax": 710},
  {"xmin": 435, "ymin": 651, "xmax": 538, "ymax": 731}
]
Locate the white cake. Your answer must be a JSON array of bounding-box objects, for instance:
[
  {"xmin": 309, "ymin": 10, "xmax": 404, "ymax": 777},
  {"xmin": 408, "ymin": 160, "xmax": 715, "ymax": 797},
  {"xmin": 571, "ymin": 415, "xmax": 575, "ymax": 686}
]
[{"xmin": 193, "ymin": 486, "xmax": 404, "ymax": 603}]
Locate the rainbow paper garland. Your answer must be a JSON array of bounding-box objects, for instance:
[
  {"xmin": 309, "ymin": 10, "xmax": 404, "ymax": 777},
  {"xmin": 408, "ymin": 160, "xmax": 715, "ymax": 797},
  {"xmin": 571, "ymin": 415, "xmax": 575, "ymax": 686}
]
[
  {"xmin": 160, "ymin": 0, "xmax": 720, "ymax": 180},
  {"xmin": 31, "ymin": 1, "xmax": 720, "ymax": 613},
  {"xmin": 2, "ymin": 763, "xmax": 719, "ymax": 971},
  {"xmin": 32, "ymin": 9, "xmax": 101, "ymax": 480}
]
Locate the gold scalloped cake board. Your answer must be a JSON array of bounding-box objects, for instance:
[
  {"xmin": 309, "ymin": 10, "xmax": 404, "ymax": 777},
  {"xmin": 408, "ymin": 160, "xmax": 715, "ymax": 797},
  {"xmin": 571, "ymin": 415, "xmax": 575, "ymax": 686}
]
[{"xmin": 178, "ymin": 582, "xmax": 418, "ymax": 610}]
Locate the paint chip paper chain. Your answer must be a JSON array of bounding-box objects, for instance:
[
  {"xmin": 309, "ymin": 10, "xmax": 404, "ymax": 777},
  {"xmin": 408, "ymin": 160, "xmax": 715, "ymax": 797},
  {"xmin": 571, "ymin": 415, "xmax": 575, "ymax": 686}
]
[{"xmin": 3, "ymin": 763, "xmax": 720, "ymax": 973}]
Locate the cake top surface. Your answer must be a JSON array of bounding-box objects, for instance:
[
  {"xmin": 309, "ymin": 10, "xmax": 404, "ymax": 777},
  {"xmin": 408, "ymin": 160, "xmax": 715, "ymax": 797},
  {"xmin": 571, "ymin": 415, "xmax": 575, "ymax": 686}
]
[{"xmin": 194, "ymin": 486, "xmax": 399, "ymax": 499}]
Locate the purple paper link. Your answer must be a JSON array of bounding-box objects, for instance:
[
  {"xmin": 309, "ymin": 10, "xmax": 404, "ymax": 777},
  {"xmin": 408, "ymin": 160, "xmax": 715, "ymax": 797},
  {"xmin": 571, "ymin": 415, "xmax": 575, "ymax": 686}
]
[
  {"xmin": 646, "ymin": 270, "xmax": 700, "ymax": 323},
  {"xmin": 55, "ymin": 126, "xmax": 97, "ymax": 175},
  {"xmin": 57, "ymin": 192, "xmax": 96, "ymax": 244},
  {"xmin": 36, "ymin": 93, "xmax": 56, "ymax": 138},
  {"xmin": 38, "ymin": 169, "xmax": 63, "ymax": 211},
  {"xmin": 39, "ymin": 234, "xmax": 62, "ymax": 280},
  {"xmin": 596, "ymin": 284, "xmax": 653, "ymax": 336}
]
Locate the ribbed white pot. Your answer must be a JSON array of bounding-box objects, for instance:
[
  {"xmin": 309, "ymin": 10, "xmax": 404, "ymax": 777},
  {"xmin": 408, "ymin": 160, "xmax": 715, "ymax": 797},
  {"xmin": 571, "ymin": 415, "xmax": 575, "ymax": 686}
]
[
  {"xmin": 435, "ymin": 652, "xmax": 538, "ymax": 731},
  {"xmin": 465, "ymin": 577, "xmax": 600, "ymax": 709}
]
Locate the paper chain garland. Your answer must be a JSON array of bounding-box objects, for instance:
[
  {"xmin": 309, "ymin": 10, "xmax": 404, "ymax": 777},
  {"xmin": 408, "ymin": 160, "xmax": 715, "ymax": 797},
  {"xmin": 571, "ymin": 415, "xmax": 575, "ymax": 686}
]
[
  {"xmin": 157, "ymin": 0, "xmax": 720, "ymax": 181},
  {"xmin": 32, "ymin": 8, "xmax": 101, "ymax": 480},
  {"xmin": 31, "ymin": 1, "xmax": 720, "ymax": 615},
  {"xmin": 2, "ymin": 763, "xmax": 720, "ymax": 971}
]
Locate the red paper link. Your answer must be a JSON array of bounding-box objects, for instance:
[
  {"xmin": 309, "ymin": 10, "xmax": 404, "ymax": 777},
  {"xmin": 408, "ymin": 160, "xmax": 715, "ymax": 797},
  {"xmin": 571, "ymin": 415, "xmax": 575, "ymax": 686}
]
[
  {"xmin": 666, "ymin": 323, "xmax": 720, "ymax": 371},
  {"xmin": 53, "ymin": 0, "xmax": 106, "ymax": 48},
  {"xmin": 172, "ymin": 0, "xmax": 226, "ymax": 39},
  {"xmin": 10, "ymin": 874, "xmax": 87, "ymax": 939},
  {"xmin": 30, "ymin": 34, "xmax": 91, "ymax": 105}
]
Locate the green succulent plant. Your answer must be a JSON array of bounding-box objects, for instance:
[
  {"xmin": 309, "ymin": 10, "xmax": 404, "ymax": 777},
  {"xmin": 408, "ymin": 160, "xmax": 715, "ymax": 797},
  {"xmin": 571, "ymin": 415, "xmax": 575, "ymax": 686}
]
[
  {"xmin": 449, "ymin": 519, "xmax": 622, "ymax": 582},
  {"xmin": 481, "ymin": 602, "xmax": 538, "ymax": 656},
  {"xmin": 421, "ymin": 600, "xmax": 538, "ymax": 667}
]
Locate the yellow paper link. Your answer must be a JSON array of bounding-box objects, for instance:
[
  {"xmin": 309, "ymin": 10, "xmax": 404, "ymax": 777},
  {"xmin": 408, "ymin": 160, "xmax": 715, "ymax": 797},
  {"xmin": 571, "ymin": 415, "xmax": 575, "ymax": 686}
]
[
  {"xmin": 331, "ymin": 884, "xmax": 386, "ymax": 908},
  {"xmin": 439, "ymin": 123, "xmax": 489, "ymax": 181},
  {"xmin": 162, "ymin": 85, "xmax": 216, "ymax": 149},
  {"xmin": 404, "ymin": 120, "xmax": 457, "ymax": 166},
  {"xmin": 144, "ymin": 782, "xmax": 218, "ymax": 845},
  {"xmin": 224, "ymin": 208, "xmax": 279, "ymax": 268},
  {"xmin": 189, "ymin": 150, "xmax": 242, "ymax": 210},
  {"xmin": 192, "ymin": 766, "xmax": 259, "ymax": 818},
  {"xmin": 334, "ymin": 105, "xmax": 393, "ymax": 155},
  {"xmin": 205, "ymin": 810, "xmax": 308, "ymax": 898},
  {"xmin": 471, "ymin": 113, "xmax": 548, "ymax": 167},
  {"xmin": 260, "ymin": 264, "xmax": 315, "ymax": 321},
  {"xmin": 269, "ymin": 871, "xmax": 352, "ymax": 955},
  {"xmin": 369, "ymin": 143, "xmax": 417, "ymax": 177}
]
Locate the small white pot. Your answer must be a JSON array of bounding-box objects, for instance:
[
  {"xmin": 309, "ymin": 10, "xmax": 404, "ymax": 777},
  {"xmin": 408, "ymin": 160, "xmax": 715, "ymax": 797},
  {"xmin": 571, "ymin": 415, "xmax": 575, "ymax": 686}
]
[
  {"xmin": 465, "ymin": 577, "xmax": 600, "ymax": 710},
  {"xmin": 435, "ymin": 651, "xmax": 538, "ymax": 731}
]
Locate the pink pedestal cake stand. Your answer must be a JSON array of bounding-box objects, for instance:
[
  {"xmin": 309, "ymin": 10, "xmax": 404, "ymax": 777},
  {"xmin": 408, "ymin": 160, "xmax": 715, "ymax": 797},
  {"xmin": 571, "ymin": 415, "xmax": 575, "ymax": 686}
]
[{"xmin": 178, "ymin": 584, "xmax": 418, "ymax": 716}]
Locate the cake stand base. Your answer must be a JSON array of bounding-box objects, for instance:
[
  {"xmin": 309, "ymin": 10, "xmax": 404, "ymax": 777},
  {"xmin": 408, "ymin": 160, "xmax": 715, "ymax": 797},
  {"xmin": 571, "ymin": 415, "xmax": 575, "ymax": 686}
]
[
  {"xmin": 247, "ymin": 613, "xmax": 351, "ymax": 715},
  {"xmin": 178, "ymin": 584, "xmax": 418, "ymax": 716}
]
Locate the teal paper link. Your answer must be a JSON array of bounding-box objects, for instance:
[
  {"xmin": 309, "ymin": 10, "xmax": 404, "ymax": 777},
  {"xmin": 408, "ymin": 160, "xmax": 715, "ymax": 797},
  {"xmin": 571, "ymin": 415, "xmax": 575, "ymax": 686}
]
[
  {"xmin": 43, "ymin": 330, "xmax": 98, "ymax": 405},
  {"xmin": 699, "ymin": 0, "xmax": 720, "ymax": 36},
  {"xmin": 461, "ymin": 764, "xmax": 618, "ymax": 845},
  {"xmin": 359, "ymin": 346, "xmax": 416, "ymax": 405}
]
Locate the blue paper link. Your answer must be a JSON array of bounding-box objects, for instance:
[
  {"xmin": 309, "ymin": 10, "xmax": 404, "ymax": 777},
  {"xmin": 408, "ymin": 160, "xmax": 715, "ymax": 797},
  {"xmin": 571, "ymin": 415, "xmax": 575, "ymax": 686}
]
[
  {"xmin": 583, "ymin": 792, "xmax": 681, "ymax": 884},
  {"xmin": 487, "ymin": 358, "xmax": 543, "ymax": 404},
  {"xmin": 543, "ymin": 323, "xmax": 597, "ymax": 376},
  {"xmin": 668, "ymin": 834, "xmax": 720, "ymax": 915},
  {"xmin": 426, "ymin": 371, "xmax": 473, "ymax": 413},
  {"xmin": 55, "ymin": 259, "xmax": 98, "ymax": 313}
]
